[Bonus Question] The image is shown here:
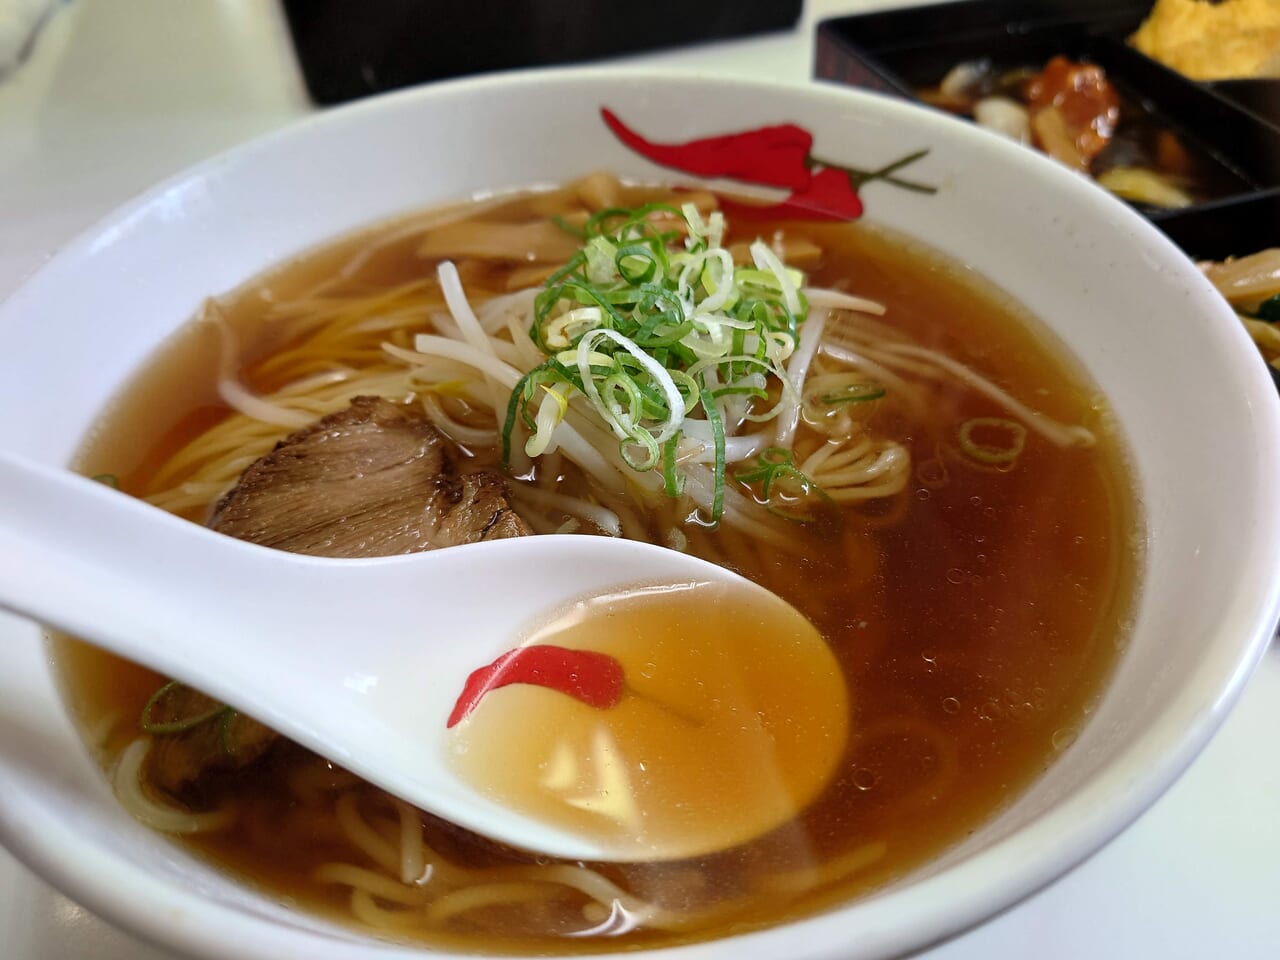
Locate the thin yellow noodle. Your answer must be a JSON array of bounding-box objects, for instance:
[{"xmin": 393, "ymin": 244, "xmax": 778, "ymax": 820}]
[
  {"xmin": 350, "ymin": 889, "xmax": 428, "ymax": 931},
  {"xmin": 323, "ymin": 801, "xmax": 778, "ymax": 934},
  {"xmin": 424, "ymin": 882, "xmax": 566, "ymax": 924},
  {"xmin": 270, "ymin": 299, "xmax": 429, "ymax": 345},
  {"xmin": 681, "ymin": 519, "xmax": 739, "ymax": 570},
  {"xmin": 256, "ymin": 305, "xmax": 436, "ymax": 375},
  {"xmin": 510, "ymin": 485, "xmax": 623, "ymax": 536},
  {"xmin": 817, "ymin": 443, "xmax": 901, "ymax": 482},
  {"xmin": 113, "ymin": 738, "xmax": 235, "ymax": 834},
  {"xmin": 706, "ymin": 521, "xmax": 770, "ymax": 574},
  {"xmin": 334, "ymin": 793, "xmax": 401, "ymax": 874},
  {"xmin": 817, "ymin": 343, "xmax": 928, "ymax": 414},
  {"xmin": 757, "ymin": 841, "xmax": 888, "ymax": 895},
  {"xmin": 820, "ymin": 464, "xmax": 910, "ymax": 503},
  {"xmin": 272, "ymin": 368, "xmax": 358, "ymax": 395},
  {"xmin": 806, "ymin": 438, "xmax": 909, "ymax": 489},
  {"xmin": 800, "ymin": 436, "xmax": 872, "ymax": 476},
  {"xmin": 347, "ymin": 312, "xmax": 431, "ymax": 335},
  {"xmin": 218, "ymin": 377, "xmax": 314, "ymax": 428},
  {"xmin": 419, "ymin": 393, "xmax": 498, "ymax": 447},
  {"xmin": 285, "ymin": 758, "xmax": 362, "ymax": 805},
  {"xmin": 314, "ymin": 863, "xmax": 431, "ymax": 906},
  {"xmin": 557, "ymin": 887, "xmax": 748, "ymax": 933},
  {"xmin": 145, "ymin": 366, "xmax": 416, "ymax": 502}
]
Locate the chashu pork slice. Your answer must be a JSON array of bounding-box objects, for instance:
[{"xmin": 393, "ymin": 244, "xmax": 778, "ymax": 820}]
[{"xmin": 147, "ymin": 396, "xmax": 530, "ymax": 797}]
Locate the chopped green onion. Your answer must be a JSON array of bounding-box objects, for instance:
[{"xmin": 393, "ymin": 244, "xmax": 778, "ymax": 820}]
[
  {"xmin": 957, "ymin": 417, "xmax": 1027, "ymax": 465},
  {"xmin": 701, "ymin": 388, "xmax": 726, "ymax": 525},
  {"xmin": 734, "ymin": 447, "xmax": 829, "ymax": 520},
  {"xmin": 140, "ymin": 680, "xmax": 231, "ymax": 735},
  {"xmin": 821, "ymin": 382, "xmax": 886, "ymax": 405},
  {"xmin": 616, "ymin": 243, "xmax": 660, "ymax": 284},
  {"xmin": 219, "ymin": 710, "xmax": 244, "ymax": 756},
  {"xmin": 661, "ymin": 431, "xmax": 684, "ymax": 498},
  {"xmin": 92, "ymin": 473, "xmax": 120, "ymax": 489},
  {"xmin": 507, "ymin": 203, "xmax": 810, "ymax": 525},
  {"xmin": 551, "ymin": 215, "xmax": 586, "ymax": 240}
]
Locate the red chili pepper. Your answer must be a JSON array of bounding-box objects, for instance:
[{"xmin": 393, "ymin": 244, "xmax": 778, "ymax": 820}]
[
  {"xmin": 719, "ymin": 167, "xmax": 865, "ymax": 222},
  {"xmin": 447, "ymin": 644, "xmax": 626, "ymax": 728},
  {"xmin": 601, "ymin": 108, "xmax": 813, "ymax": 191}
]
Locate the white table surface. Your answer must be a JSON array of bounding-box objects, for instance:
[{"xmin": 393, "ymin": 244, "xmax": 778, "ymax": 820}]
[{"xmin": 1, "ymin": 1, "xmax": 1277, "ymax": 957}]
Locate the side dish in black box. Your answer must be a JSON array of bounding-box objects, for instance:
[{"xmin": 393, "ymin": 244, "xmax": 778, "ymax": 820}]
[
  {"xmin": 815, "ymin": 0, "xmax": 1280, "ymax": 223},
  {"xmin": 1155, "ymin": 191, "xmax": 1280, "ymax": 389}
]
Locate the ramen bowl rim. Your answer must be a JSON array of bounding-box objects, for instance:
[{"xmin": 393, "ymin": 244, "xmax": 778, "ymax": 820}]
[{"xmin": 0, "ymin": 66, "xmax": 1278, "ymax": 960}]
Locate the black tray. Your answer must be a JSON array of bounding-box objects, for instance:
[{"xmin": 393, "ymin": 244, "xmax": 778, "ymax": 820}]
[
  {"xmin": 1155, "ymin": 190, "xmax": 1280, "ymax": 261},
  {"xmin": 814, "ymin": 0, "xmax": 1280, "ymax": 222},
  {"xmin": 283, "ymin": 0, "xmax": 803, "ymax": 105},
  {"xmin": 1207, "ymin": 79, "xmax": 1280, "ymax": 132}
]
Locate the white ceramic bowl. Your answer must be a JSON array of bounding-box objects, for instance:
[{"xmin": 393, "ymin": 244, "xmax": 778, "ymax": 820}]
[{"xmin": 1, "ymin": 69, "xmax": 1277, "ymax": 960}]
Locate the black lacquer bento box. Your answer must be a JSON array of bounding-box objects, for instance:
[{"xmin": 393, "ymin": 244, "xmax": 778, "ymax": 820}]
[{"xmin": 813, "ymin": 0, "xmax": 1280, "ymax": 259}]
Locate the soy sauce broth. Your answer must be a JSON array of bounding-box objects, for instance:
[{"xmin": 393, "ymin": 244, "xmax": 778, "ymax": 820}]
[
  {"xmin": 54, "ymin": 182, "xmax": 1140, "ymax": 952},
  {"xmin": 451, "ymin": 582, "xmax": 849, "ymax": 861}
]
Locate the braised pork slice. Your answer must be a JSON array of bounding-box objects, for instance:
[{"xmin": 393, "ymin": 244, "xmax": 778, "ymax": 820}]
[
  {"xmin": 148, "ymin": 396, "xmax": 530, "ymax": 797},
  {"xmin": 208, "ymin": 396, "xmax": 530, "ymax": 554}
]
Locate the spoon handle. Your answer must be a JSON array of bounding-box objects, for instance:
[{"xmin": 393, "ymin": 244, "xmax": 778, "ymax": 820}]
[{"xmin": 0, "ymin": 452, "xmax": 233, "ymax": 675}]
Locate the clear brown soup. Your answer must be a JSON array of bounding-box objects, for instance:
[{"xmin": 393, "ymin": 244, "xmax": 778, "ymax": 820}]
[{"xmin": 55, "ymin": 180, "xmax": 1139, "ymax": 953}]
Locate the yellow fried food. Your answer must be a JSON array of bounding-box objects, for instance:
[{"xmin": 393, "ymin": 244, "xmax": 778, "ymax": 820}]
[{"xmin": 1130, "ymin": 0, "xmax": 1280, "ymax": 80}]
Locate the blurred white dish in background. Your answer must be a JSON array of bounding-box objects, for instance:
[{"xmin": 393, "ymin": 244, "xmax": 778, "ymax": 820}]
[{"xmin": 0, "ymin": 0, "xmax": 55, "ymax": 77}]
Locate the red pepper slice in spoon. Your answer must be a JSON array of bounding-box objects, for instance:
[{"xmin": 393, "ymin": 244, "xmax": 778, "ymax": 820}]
[{"xmin": 447, "ymin": 645, "xmax": 626, "ymax": 728}]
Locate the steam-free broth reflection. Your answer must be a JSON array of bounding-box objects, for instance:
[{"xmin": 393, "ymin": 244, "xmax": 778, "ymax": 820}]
[{"xmin": 56, "ymin": 177, "xmax": 1139, "ymax": 952}]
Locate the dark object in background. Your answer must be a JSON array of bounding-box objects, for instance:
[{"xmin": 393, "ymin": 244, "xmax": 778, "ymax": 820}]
[
  {"xmin": 1156, "ymin": 191, "xmax": 1280, "ymax": 394},
  {"xmin": 814, "ymin": 0, "xmax": 1280, "ymax": 399},
  {"xmin": 813, "ymin": 0, "xmax": 1280, "ymax": 224},
  {"xmin": 815, "ymin": 0, "xmax": 1151, "ymax": 97},
  {"xmin": 1154, "ymin": 190, "xmax": 1280, "ymax": 261},
  {"xmin": 1207, "ymin": 79, "xmax": 1280, "ymax": 132},
  {"xmin": 283, "ymin": 0, "xmax": 803, "ymax": 105}
]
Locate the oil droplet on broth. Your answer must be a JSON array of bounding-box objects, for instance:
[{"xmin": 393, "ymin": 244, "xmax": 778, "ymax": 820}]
[{"xmin": 449, "ymin": 582, "xmax": 850, "ymax": 860}]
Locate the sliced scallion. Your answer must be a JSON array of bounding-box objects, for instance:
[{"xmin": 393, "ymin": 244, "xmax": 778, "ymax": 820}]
[
  {"xmin": 957, "ymin": 417, "xmax": 1027, "ymax": 466},
  {"xmin": 734, "ymin": 447, "xmax": 829, "ymax": 520},
  {"xmin": 140, "ymin": 680, "xmax": 231, "ymax": 736},
  {"xmin": 821, "ymin": 382, "xmax": 886, "ymax": 405},
  {"xmin": 504, "ymin": 203, "xmax": 810, "ymax": 526}
]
